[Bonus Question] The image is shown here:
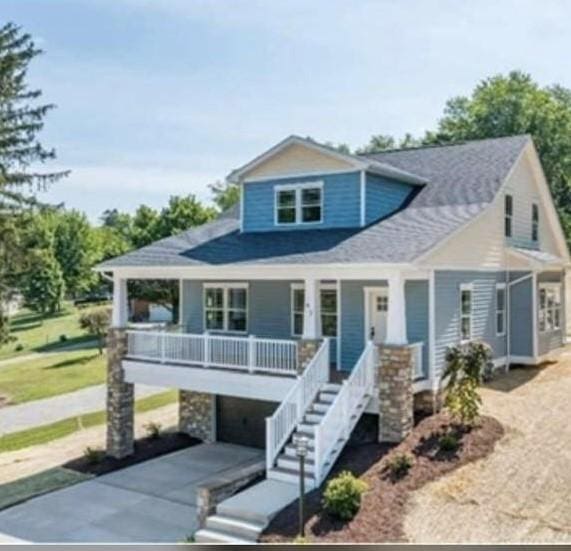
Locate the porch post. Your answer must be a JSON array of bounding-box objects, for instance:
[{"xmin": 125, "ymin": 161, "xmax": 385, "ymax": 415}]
[
  {"xmin": 302, "ymin": 278, "xmax": 321, "ymax": 339},
  {"xmin": 112, "ymin": 274, "xmax": 128, "ymax": 328},
  {"xmin": 386, "ymin": 273, "xmax": 407, "ymax": 345}
]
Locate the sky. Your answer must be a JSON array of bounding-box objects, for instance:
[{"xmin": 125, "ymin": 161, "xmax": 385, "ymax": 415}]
[{"xmin": 3, "ymin": 0, "xmax": 571, "ymax": 222}]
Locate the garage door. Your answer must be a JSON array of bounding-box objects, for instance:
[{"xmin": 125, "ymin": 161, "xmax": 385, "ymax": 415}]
[{"xmin": 216, "ymin": 396, "xmax": 278, "ymax": 449}]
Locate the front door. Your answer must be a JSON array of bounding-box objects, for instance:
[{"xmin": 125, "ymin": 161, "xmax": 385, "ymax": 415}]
[{"xmin": 366, "ymin": 288, "xmax": 388, "ymax": 344}]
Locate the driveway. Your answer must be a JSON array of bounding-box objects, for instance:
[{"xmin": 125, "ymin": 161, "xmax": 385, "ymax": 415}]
[
  {"xmin": 405, "ymin": 349, "xmax": 571, "ymax": 543},
  {"xmin": 0, "ymin": 443, "xmax": 263, "ymax": 543}
]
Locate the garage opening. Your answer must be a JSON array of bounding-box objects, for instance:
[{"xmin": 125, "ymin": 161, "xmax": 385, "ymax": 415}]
[{"xmin": 216, "ymin": 396, "xmax": 278, "ymax": 449}]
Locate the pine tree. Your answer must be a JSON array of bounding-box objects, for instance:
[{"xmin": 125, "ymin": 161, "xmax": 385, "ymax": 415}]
[{"xmin": 0, "ymin": 23, "xmax": 68, "ymax": 338}]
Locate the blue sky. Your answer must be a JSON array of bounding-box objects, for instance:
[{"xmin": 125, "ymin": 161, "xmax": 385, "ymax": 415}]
[{"xmin": 4, "ymin": 0, "xmax": 571, "ymax": 222}]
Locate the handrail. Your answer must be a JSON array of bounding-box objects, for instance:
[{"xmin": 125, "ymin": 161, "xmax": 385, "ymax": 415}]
[
  {"xmin": 265, "ymin": 339, "xmax": 330, "ymax": 472},
  {"xmin": 314, "ymin": 341, "xmax": 376, "ymax": 484},
  {"xmin": 125, "ymin": 330, "xmax": 298, "ymax": 376}
]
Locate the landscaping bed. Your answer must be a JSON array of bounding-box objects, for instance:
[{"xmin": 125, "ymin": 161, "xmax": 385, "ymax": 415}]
[
  {"xmin": 63, "ymin": 431, "xmax": 200, "ymax": 476},
  {"xmin": 261, "ymin": 413, "xmax": 504, "ymax": 544}
]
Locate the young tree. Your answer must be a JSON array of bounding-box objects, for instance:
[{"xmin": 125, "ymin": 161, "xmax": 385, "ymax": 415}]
[
  {"xmin": 209, "ymin": 180, "xmax": 240, "ymax": 211},
  {"xmin": 21, "ymin": 249, "xmax": 65, "ymax": 315},
  {"xmin": 79, "ymin": 308, "xmax": 111, "ymax": 354}
]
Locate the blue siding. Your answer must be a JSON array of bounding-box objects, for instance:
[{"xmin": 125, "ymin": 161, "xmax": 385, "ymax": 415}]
[
  {"xmin": 365, "ymin": 173, "xmax": 415, "ymax": 224},
  {"xmin": 242, "ymin": 172, "xmax": 361, "ymax": 232},
  {"xmin": 509, "ymin": 274, "xmax": 533, "ymax": 357},
  {"xmin": 537, "ymin": 271, "xmax": 565, "ymax": 355},
  {"xmin": 434, "ymin": 271, "xmax": 511, "ymax": 377},
  {"xmin": 405, "ymin": 281, "xmax": 429, "ymax": 378}
]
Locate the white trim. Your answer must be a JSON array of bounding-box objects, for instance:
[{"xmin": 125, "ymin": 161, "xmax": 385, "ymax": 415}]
[
  {"xmin": 243, "ymin": 169, "xmax": 358, "ymax": 184},
  {"xmin": 359, "ymin": 170, "xmax": 366, "ymax": 227},
  {"xmin": 363, "ymin": 286, "xmax": 389, "ymax": 345},
  {"xmin": 537, "ymin": 281, "xmax": 563, "ymax": 334},
  {"xmin": 203, "ymin": 282, "xmax": 249, "ymax": 289},
  {"xmin": 179, "ymin": 278, "xmax": 184, "ymax": 329},
  {"xmin": 274, "ymin": 181, "xmax": 323, "ymax": 227},
  {"xmin": 495, "ymin": 283, "xmax": 507, "ymax": 337},
  {"xmin": 290, "ymin": 283, "xmax": 304, "ymax": 337}
]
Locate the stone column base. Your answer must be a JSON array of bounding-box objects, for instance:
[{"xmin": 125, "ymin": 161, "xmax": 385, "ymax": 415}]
[
  {"xmin": 414, "ymin": 389, "xmax": 444, "ymax": 415},
  {"xmin": 296, "ymin": 339, "xmax": 322, "ymax": 374},
  {"xmin": 179, "ymin": 390, "xmax": 216, "ymax": 442}
]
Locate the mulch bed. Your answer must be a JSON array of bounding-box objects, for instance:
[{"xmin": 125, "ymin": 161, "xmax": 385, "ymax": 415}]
[
  {"xmin": 261, "ymin": 413, "xmax": 504, "ymax": 544},
  {"xmin": 62, "ymin": 432, "xmax": 200, "ymax": 476}
]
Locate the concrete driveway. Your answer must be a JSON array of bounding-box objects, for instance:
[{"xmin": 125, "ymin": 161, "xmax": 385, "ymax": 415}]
[
  {"xmin": 405, "ymin": 349, "xmax": 571, "ymax": 543},
  {"xmin": 0, "ymin": 443, "xmax": 262, "ymax": 543}
]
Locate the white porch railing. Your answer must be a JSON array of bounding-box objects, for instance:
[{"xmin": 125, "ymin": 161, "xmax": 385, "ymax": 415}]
[
  {"xmin": 314, "ymin": 341, "xmax": 376, "ymax": 484},
  {"xmin": 265, "ymin": 339, "xmax": 330, "ymax": 472},
  {"xmin": 125, "ymin": 330, "xmax": 298, "ymax": 376},
  {"xmin": 410, "ymin": 341, "xmax": 424, "ymax": 380}
]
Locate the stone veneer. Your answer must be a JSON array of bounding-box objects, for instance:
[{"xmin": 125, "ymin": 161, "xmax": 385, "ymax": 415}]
[
  {"xmin": 179, "ymin": 390, "xmax": 216, "ymax": 442},
  {"xmin": 377, "ymin": 344, "xmax": 414, "ymax": 443},
  {"xmin": 414, "ymin": 388, "xmax": 444, "ymax": 415},
  {"xmin": 296, "ymin": 338, "xmax": 322, "ymax": 374},
  {"xmin": 106, "ymin": 328, "xmax": 134, "ymax": 459}
]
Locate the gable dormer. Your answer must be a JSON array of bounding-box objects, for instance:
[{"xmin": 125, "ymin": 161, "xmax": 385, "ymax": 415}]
[{"xmin": 228, "ymin": 136, "xmax": 426, "ymax": 233}]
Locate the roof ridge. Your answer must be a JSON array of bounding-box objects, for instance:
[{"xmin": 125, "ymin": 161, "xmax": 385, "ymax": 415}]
[{"xmin": 359, "ymin": 134, "xmax": 531, "ymax": 156}]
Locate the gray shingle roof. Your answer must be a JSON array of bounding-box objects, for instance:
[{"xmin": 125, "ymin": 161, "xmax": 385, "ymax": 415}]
[{"xmin": 97, "ymin": 135, "xmax": 530, "ymax": 270}]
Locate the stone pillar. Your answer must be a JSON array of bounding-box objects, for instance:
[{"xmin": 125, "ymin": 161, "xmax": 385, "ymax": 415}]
[
  {"xmin": 296, "ymin": 338, "xmax": 322, "ymax": 374},
  {"xmin": 106, "ymin": 328, "xmax": 134, "ymax": 458},
  {"xmin": 378, "ymin": 344, "xmax": 414, "ymax": 443},
  {"xmin": 179, "ymin": 390, "xmax": 216, "ymax": 442}
]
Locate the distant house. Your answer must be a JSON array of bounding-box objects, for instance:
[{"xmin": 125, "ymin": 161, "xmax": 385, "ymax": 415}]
[{"xmin": 97, "ymin": 134, "xmax": 569, "ymax": 541}]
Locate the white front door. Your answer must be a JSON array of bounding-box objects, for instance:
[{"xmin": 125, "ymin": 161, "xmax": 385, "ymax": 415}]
[{"xmin": 366, "ymin": 288, "xmax": 388, "ymax": 344}]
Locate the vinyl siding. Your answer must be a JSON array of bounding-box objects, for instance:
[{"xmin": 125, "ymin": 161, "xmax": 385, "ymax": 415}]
[
  {"xmin": 434, "ymin": 271, "xmax": 510, "ymax": 379},
  {"xmin": 537, "ymin": 270, "xmax": 565, "ymax": 355},
  {"xmin": 509, "ymin": 273, "xmax": 533, "ymax": 357},
  {"xmin": 405, "ymin": 280, "xmax": 429, "ymax": 378},
  {"xmin": 242, "ymin": 171, "xmax": 361, "ymax": 232},
  {"xmin": 365, "ymin": 173, "xmax": 415, "ymax": 224}
]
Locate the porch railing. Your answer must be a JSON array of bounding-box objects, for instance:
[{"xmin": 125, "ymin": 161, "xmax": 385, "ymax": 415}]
[
  {"xmin": 265, "ymin": 339, "xmax": 330, "ymax": 472},
  {"xmin": 125, "ymin": 330, "xmax": 298, "ymax": 376},
  {"xmin": 410, "ymin": 341, "xmax": 424, "ymax": 380}
]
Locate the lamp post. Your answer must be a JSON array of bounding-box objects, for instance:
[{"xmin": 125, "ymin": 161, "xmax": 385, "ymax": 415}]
[{"xmin": 293, "ymin": 434, "xmax": 309, "ymax": 538}]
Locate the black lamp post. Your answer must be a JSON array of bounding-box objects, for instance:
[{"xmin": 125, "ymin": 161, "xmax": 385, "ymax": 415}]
[{"xmin": 293, "ymin": 434, "xmax": 309, "ymax": 538}]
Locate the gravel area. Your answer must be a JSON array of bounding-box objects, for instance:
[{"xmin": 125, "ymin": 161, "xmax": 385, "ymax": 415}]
[{"xmin": 405, "ymin": 353, "xmax": 571, "ymax": 543}]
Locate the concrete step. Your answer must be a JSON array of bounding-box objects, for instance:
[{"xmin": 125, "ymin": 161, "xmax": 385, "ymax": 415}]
[
  {"xmin": 268, "ymin": 466, "xmax": 315, "ymax": 486},
  {"xmin": 205, "ymin": 514, "xmax": 265, "ymax": 541},
  {"xmin": 277, "ymin": 455, "xmax": 316, "ymax": 473},
  {"xmin": 194, "ymin": 528, "xmax": 255, "ymax": 544}
]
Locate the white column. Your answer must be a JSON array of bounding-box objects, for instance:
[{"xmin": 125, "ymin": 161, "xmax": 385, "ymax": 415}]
[
  {"xmin": 302, "ymin": 278, "xmax": 321, "ymax": 339},
  {"xmin": 386, "ymin": 273, "xmax": 407, "ymax": 345},
  {"xmin": 112, "ymin": 274, "xmax": 128, "ymax": 327}
]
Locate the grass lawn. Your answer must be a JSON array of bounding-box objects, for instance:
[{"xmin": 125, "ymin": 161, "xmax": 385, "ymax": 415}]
[
  {"xmin": 0, "ymin": 302, "xmax": 106, "ymax": 360},
  {"xmin": 0, "ymin": 349, "xmax": 106, "ymax": 405},
  {"xmin": 0, "ymin": 390, "xmax": 177, "ymax": 453}
]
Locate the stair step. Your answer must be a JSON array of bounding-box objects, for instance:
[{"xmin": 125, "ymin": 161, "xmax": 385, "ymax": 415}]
[
  {"xmin": 284, "ymin": 445, "xmax": 315, "ymax": 460},
  {"xmin": 268, "ymin": 466, "xmax": 315, "ymax": 485},
  {"xmin": 297, "ymin": 423, "xmax": 316, "ymax": 434},
  {"xmin": 194, "ymin": 528, "xmax": 255, "ymax": 544},
  {"xmin": 304, "ymin": 412, "xmax": 325, "ymax": 424},
  {"xmin": 205, "ymin": 514, "xmax": 265, "ymax": 541},
  {"xmin": 322, "ymin": 383, "xmax": 342, "ymax": 392},
  {"xmin": 311, "ymin": 402, "xmax": 330, "ymax": 413},
  {"xmin": 319, "ymin": 392, "xmax": 337, "ymax": 403},
  {"xmin": 277, "ymin": 455, "xmax": 316, "ymax": 472}
]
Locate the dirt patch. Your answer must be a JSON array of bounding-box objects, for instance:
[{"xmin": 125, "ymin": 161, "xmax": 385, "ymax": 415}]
[
  {"xmin": 261, "ymin": 413, "xmax": 503, "ymax": 544},
  {"xmin": 63, "ymin": 431, "xmax": 199, "ymax": 476}
]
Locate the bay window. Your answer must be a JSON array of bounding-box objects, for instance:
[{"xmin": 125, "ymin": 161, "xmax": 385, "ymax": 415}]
[{"xmin": 204, "ymin": 284, "xmax": 248, "ymax": 333}]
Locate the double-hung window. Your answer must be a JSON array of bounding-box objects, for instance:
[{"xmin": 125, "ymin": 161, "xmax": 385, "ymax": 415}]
[
  {"xmin": 532, "ymin": 203, "xmax": 539, "ymax": 242},
  {"xmin": 291, "ymin": 284, "xmax": 338, "ymax": 337},
  {"xmin": 496, "ymin": 283, "xmax": 506, "ymax": 336},
  {"xmin": 504, "ymin": 194, "xmax": 513, "ymax": 238},
  {"xmin": 538, "ymin": 283, "xmax": 561, "ymax": 333},
  {"xmin": 460, "ymin": 284, "xmax": 473, "ymax": 342},
  {"xmin": 276, "ymin": 182, "xmax": 323, "ymax": 225},
  {"xmin": 204, "ymin": 284, "xmax": 248, "ymax": 333}
]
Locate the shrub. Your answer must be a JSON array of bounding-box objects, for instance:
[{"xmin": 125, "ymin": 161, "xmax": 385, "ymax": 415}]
[
  {"xmin": 79, "ymin": 308, "xmax": 111, "ymax": 354},
  {"xmin": 388, "ymin": 453, "xmax": 414, "ymax": 479},
  {"xmin": 14, "ymin": 343, "xmax": 24, "ymax": 352},
  {"xmin": 438, "ymin": 432, "xmax": 460, "ymax": 452},
  {"xmin": 83, "ymin": 446, "xmax": 105, "ymax": 465},
  {"xmin": 144, "ymin": 421, "xmax": 162, "ymax": 439},
  {"xmin": 59, "ymin": 334, "xmax": 68, "ymax": 343},
  {"xmin": 322, "ymin": 471, "xmax": 368, "ymax": 521}
]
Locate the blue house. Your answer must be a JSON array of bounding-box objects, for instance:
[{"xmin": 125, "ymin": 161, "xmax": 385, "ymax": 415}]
[{"xmin": 98, "ymin": 134, "xmax": 569, "ymax": 541}]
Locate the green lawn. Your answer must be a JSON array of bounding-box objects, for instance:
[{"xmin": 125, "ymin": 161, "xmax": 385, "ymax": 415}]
[
  {"xmin": 0, "ymin": 390, "xmax": 177, "ymax": 453},
  {"xmin": 0, "ymin": 302, "xmax": 106, "ymax": 360},
  {"xmin": 0, "ymin": 349, "xmax": 106, "ymax": 405}
]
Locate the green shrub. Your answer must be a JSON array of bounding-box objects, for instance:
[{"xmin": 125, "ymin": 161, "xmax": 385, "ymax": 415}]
[
  {"xmin": 144, "ymin": 421, "xmax": 162, "ymax": 439},
  {"xmin": 59, "ymin": 334, "xmax": 68, "ymax": 343},
  {"xmin": 388, "ymin": 453, "xmax": 414, "ymax": 478},
  {"xmin": 438, "ymin": 432, "xmax": 460, "ymax": 452},
  {"xmin": 14, "ymin": 343, "xmax": 24, "ymax": 352},
  {"xmin": 322, "ymin": 470, "xmax": 368, "ymax": 521},
  {"xmin": 83, "ymin": 446, "xmax": 105, "ymax": 465}
]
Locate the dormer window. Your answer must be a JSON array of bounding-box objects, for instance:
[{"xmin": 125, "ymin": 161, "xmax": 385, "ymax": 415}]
[{"xmin": 275, "ymin": 182, "xmax": 323, "ymax": 225}]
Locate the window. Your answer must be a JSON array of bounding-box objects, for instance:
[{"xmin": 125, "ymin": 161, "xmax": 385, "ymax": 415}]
[
  {"xmin": 460, "ymin": 284, "xmax": 473, "ymax": 342},
  {"xmin": 204, "ymin": 284, "xmax": 248, "ymax": 332},
  {"xmin": 291, "ymin": 284, "xmax": 338, "ymax": 337},
  {"xmin": 538, "ymin": 283, "xmax": 561, "ymax": 333},
  {"xmin": 532, "ymin": 203, "xmax": 539, "ymax": 242},
  {"xmin": 276, "ymin": 183, "xmax": 322, "ymax": 225},
  {"xmin": 504, "ymin": 194, "xmax": 513, "ymax": 238},
  {"xmin": 496, "ymin": 284, "xmax": 506, "ymax": 336}
]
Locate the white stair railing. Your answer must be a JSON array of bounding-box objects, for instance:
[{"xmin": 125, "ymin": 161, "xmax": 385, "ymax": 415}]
[
  {"xmin": 266, "ymin": 339, "xmax": 330, "ymax": 472},
  {"xmin": 314, "ymin": 341, "xmax": 376, "ymax": 484}
]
